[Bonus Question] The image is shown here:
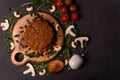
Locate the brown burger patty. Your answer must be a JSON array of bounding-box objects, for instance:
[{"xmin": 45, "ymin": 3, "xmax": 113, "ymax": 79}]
[{"xmin": 24, "ymin": 18, "xmax": 54, "ymax": 52}]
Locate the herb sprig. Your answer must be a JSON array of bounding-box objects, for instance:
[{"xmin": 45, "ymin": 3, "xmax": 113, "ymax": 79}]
[
  {"xmin": 34, "ymin": 62, "xmax": 48, "ymax": 71},
  {"xmin": 25, "ymin": 52, "xmax": 43, "ymax": 58}
]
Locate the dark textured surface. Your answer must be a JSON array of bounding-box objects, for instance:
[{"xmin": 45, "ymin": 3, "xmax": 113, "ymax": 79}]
[{"xmin": 0, "ymin": 0, "xmax": 120, "ymax": 80}]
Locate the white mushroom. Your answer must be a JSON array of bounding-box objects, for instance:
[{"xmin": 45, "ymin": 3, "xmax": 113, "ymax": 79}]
[
  {"xmin": 65, "ymin": 25, "xmax": 76, "ymax": 37},
  {"xmin": 14, "ymin": 11, "xmax": 21, "ymax": 18},
  {"xmin": 39, "ymin": 69, "xmax": 46, "ymax": 76},
  {"xmin": 26, "ymin": 6, "xmax": 33, "ymax": 12},
  {"xmin": 50, "ymin": 5, "xmax": 56, "ymax": 12},
  {"xmin": 75, "ymin": 37, "xmax": 89, "ymax": 48},
  {"xmin": 23, "ymin": 63, "xmax": 35, "ymax": 77},
  {"xmin": 55, "ymin": 24, "xmax": 59, "ymax": 31},
  {"xmin": 53, "ymin": 46, "xmax": 61, "ymax": 52},
  {"xmin": 71, "ymin": 41, "xmax": 77, "ymax": 48},
  {"xmin": 10, "ymin": 42, "xmax": 15, "ymax": 50},
  {"xmin": 0, "ymin": 19, "xmax": 9, "ymax": 31}
]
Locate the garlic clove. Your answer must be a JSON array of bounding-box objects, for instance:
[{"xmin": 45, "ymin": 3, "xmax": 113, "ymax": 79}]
[{"xmin": 69, "ymin": 54, "xmax": 83, "ymax": 69}]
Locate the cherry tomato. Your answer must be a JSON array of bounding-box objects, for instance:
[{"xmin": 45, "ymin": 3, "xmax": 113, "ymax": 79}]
[
  {"xmin": 71, "ymin": 12, "xmax": 79, "ymax": 21},
  {"xmin": 56, "ymin": 2, "xmax": 64, "ymax": 8},
  {"xmin": 61, "ymin": 6, "xmax": 68, "ymax": 14},
  {"xmin": 70, "ymin": 5, "xmax": 77, "ymax": 12},
  {"xmin": 61, "ymin": 15, "xmax": 69, "ymax": 22},
  {"xmin": 64, "ymin": 0, "xmax": 72, "ymax": 6},
  {"xmin": 55, "ymin": 0, "xmax": 64, "ymax": 8}
]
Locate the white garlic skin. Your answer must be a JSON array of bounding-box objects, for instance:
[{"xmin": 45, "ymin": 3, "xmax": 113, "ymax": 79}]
[{"xmin": 69, "ymin": 54, "xmax": 83, "ymax": 69}]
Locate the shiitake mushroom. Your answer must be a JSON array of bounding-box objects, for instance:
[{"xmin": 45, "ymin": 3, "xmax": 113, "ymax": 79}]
[{"xmin": 47, "ymin": 60, "xmax": 64, "ymax": 74}]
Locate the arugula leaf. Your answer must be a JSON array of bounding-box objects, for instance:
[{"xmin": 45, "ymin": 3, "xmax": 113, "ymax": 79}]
[
  {"xmin": 47, "ymin": 51, "xmax": 57, "ymax": 57},
  {"xmin": 34, "ymin": 62, "xmax": 48, "ymax": 71},
  {"xmin": 25, "ymin": 52, "xmax": 43, "ymax": 58}
]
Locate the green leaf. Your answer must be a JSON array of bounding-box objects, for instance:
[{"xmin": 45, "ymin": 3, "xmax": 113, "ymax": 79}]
[
  {"xmin": 47, "ymin": 51, "xmax": 57, "ymax": 57},
  {"xmin": 34, "ymin": 62, "xmax": 48, "ymax": 71},
  {"xmin": 25, "ymin": 52, "xmax": 43, "ymax": 58},
  {"xmin": 66, "ymin": 34, "xmax": 72, "ymax": 45},
  {"xmin": 4, "ymin": 38, "xmax": 12, "ymax": 43},
  {"xmin": 63, "ymin": 48, "xmax": 71, "ymax": 60}
]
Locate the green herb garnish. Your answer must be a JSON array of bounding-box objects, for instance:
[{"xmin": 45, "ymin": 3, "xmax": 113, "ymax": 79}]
[
  {"xmin": 47, "ymin": 51, "xmax": 57, "ymax": 57},
  {"xmin": 63, "ymin": 48, "xmax": 71, "ymax": 60},
  {"xmin": 66, "ymin": 34, "xmax": 72, "ymax": 45},
  {"xmin": 34, "ymin": 62, "xmax": 48, "ymax": 71},
  {"xmin": 80, "ymin": 40, "xmax": 89, "ymax": 53},
  {"xmin": 25, "ymin": 52, "xmax": 43, "ymax": 58}
]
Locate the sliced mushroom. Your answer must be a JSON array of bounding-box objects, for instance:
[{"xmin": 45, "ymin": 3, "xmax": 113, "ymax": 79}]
[
  {"xmin": 0, "ymin": 19, "xmax": 9, "ymax": 31},
  {"xmin": 53, "ymin": 46, "xmax": 61, "ymax": 52}
]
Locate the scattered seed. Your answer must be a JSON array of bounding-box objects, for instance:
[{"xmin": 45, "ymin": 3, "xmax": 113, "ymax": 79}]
[
  {"xmin": 24, "ymin": 45, "xmax": 28, "ymax": 48},
  {"xmin": 28, "ymin": 48, "xmax": 31, "ymax": 51},
  {"xmin": 14, "ymin": 34, "xmax": 20, "ymax": 37},
  {"xmin": 16, "ymin": 40, "xmax": 19, "ymax": 43},
  {"xmin": 20, "ymin": 31, "xmax": 24, "ymax": 33},
  {"xmin": 24, "ymin": 25, "xmax": 27, "ymax": 28},
  {"xmin": 20, "ymin": 26, "xmax": 23, "ymax": 29}
]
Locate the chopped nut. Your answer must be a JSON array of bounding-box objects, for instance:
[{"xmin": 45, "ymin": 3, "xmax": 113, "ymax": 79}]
[
  {"xmin": 53, "ymin": 46, "xmax": 61, "ymax": 52},
  {"xmin": 50, "ymin": 5, "xmax": 56, "ymax": 12},
  {"xmin": 65, "ymin": 59, "xmax": 69, "ymax": 66},
  {"xmin": 39, "ymin": 69, "xmax": 46, "ymax": 76},
  {"xmin": 10, "ymin": 42, "xmax": 15, "ymax": 50},
  {"xmin": 71, "ymin": 41, "xmax": 77, "ymax": 48},
  {"xmin": 26, "ymin": 6, "xmax": 33, "ymax": 12},
  {"xmin": 14, "ymin": 11, "xmax": 21, "ymax": 18}
]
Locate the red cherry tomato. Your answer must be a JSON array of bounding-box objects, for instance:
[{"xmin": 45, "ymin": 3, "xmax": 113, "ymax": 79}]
[
  {"xmin": 61, "ymin": 6, "xmax": 68, "ymax": 14},
  {"xmin": 61, "ymin": 15, "xmax": 69, "ymax": 22},
  {"xmin": 56, "ymin": 2, "xmax": 64, "ymax": 8},
  {"xmin": 55, "ymin": 0, "xmax": 64, "ymax": 8},
  {"xmin": 64, "ymin": 0, "xmax": 72, "ymax": 6},
  {"xmin": 70, "ymin": 5, "xmax": 77, "ymax": 12},
  {"xmin": 71, "ymin": 12, "xmax": 79, "ymax": 21}
]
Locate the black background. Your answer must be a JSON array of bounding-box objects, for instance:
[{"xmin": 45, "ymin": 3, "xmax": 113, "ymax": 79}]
[{"xmin": 0, "ymin": 0, "xmax": 120, "ymax": 80}]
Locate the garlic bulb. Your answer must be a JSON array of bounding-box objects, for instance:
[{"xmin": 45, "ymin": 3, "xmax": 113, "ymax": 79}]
[{"xmin": 69, "ymin": 54, "xmax": 83, "ymax": 69}]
